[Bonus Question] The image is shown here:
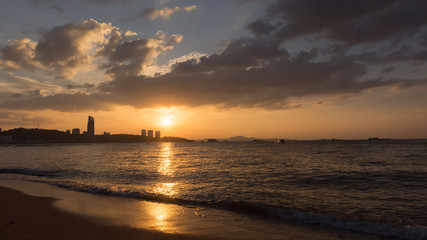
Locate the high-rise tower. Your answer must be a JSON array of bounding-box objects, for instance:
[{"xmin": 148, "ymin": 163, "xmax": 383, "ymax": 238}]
[
  {"xmin": 87, "ymin": 115, "xmax": 95, "ymax": 136},
  {"xmin": 147, "ymin": 130, "xmax": 154, "ymax": 138}
]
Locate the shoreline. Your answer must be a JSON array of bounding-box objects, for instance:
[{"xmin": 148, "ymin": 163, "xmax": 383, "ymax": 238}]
[
  {"xmin": 0, "ymin": 185, "xmax": 212, "ymax": 240},
  {"xmin": 0, "ymin": 178, "xmax": 393, "ymax": 240}
]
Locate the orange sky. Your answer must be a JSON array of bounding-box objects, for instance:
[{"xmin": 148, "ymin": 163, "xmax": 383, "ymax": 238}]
[{"xmin": 1, "ymin": 1, "xmax": 427, "ymax": 139}]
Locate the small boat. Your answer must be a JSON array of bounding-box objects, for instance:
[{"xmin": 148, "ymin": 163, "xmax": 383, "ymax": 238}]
[{"xmin": 276, "ymin": 139, "xmax": 285, "ymax": 144}]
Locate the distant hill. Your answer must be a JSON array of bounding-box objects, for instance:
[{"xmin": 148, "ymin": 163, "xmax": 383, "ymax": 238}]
[
  {"xmin": 226, "ymin": 136, "xmax": 259, "ymax": 141},
  {"xmin": 197, "ymin": 136, "xmax": 290, "ymax": 142}
]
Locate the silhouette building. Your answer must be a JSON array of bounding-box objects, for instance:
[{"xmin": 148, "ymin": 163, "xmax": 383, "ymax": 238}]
[
  {"xmin": 147, "ymin": 130, "xmax": 154, "ymax": 138},
  {"xmin": 141, "ymin": 129, "xmax": 146, "ymax": 137},
  {"xmin": 87, "ymin": 116, "xmax": 95, "ymax": 136},
  {"xmin": 72, "ymin": 128, "xmax": 80, "ymax": 135},
  {"xmin": 155, "ymin": 131, "xmax": 161, "ymax": 139}
]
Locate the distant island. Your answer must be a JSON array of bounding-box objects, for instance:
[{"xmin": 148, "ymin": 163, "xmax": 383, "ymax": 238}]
[
  {"xmin": 202, "ymin": 136, "xmax": 292, "ymax": 142},
  {"xmin": 0, "ymin": 128, "xmax": 191, "ymax": 144}
]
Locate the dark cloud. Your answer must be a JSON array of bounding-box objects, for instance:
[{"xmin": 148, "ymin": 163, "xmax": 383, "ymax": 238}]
[
  {"xmin": 250, "ymin": 0, "xmax": 427, "ymax": 45},
  {"xmin": 2, "ymin": 5, "xmax": 427, "ymax": 113},
  {"xmin": 381, "ymin": 66, "xmax": 396, "ymax": 74},
  {"xmin": 98, "ymin": 31, "xmax": 183, "ymax": 79},
  {"xmin": 390, "ymin": 78, "xmax": 427, "ymax": 91},
  {"xmin": 0, "ymin": 92, "xmax": 113, "ymax": 112},
  {"xmin": 247, "ymin": 19, "xmax": 277, "ymax": 37},
  {"xmin": 0, "ymin": 110, "xmax": 53, "ymax": 125},
  {"xmin": 174, "ymin": 38, "xmax": 287, "ymax": 71},
  {"xmin": 35, "ymin": 19, "xmax": 113, "ymax": 79},
  {"xmin": 1, "ymin": 19, "xmax": 114, "ymax": 79},
  {"xmin": 94, "ymin": 38, "xmax": 414, "ymax": 110},
  {"xmin": 1, "ymin": 38, "xmax": 37, "ymax": 71},
  {"xmin": 2, "ymin": 28, "xmax": 426, "ymax": 112},
  {"xmin": 66, "ymin": 82, "xmax": 95, "ymax": 90}
]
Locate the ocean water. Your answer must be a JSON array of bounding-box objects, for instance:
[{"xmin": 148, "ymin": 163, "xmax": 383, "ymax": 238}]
[{"xmin": 0, "ymin": 140, "xmax": 426, "ymax": 239}]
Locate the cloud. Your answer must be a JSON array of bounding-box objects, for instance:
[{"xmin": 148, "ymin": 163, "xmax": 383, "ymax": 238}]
[
  {"xmin": 0, "ymin": 92, "xmax": 113, "ymax": 112},
  {"xmin": 0, "ymin": 19, "xmax": 115, "ymax": 79},
  {"xmin": 0, "ymin": 73, "xmax": 62, "ymax": 94},
  {"xmin": 2, "ymin": 28, "xmax": 426, "ymax": 112},
  {"xmin": 249, "ymin": 0, "xmax": 427, "ymax": 45},
  {"xmin": 133, "ymin": 5, "xmax": 198, "ymax": 20},
  {"xmin": 0, "ymin": 19, "xmax": 185, "ymax": 111},
  {"xmin": 2, "ymin": 6, "xmax": 427, "ymax": 113},
  {"xmin": 381, "ymin": 66, "xmax": 396, "ymax": 74},
  {"xmin": 35, "ymin": 19, "xmax": 114, "ymax": 79},
  {"xmin": 97, "ymin": 30, "xmax": 183, "ymax": 79},
  {"xmin": 1, "ymin": 38, "xmax": 37, "ymax": 71},
  {"xmin": 247, "ymin": 19, "xmax": 277, "ymax": 37},
  {"xmin": 0, "ymin": 109, "xmax": 53, "ymax": 126},
  {"xmin": 65, "ymin": 82, "xmax": 95, "ymax": 90},
  {"xmin": 95, "ymin": 38, "xmax": 405, "ymax": 110}
]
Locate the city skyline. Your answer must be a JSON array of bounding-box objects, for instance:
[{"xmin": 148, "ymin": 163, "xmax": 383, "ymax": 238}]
[
  {"xmin": 1, "ymin": 1, "xmax": 427, "ymax": 140},
  {"xmin": 1, "ymin": 114, "xmax": 164, "ymax": 139}
]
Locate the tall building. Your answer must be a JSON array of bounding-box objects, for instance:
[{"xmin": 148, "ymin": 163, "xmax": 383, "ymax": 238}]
[
  {"xmin": 155, "ymin": 131, "xmax": 161, "ymax": 139},
  {"xmin": 147, "ymin": 130, "xmax": 154, "ymax": 138},
  {"xmin": 87, "ymin": 115, "xmax": 95, "ymax": 136},
  {"xmin": 141, "ymin": 129, "xmax": 146, "ymax": 137}
]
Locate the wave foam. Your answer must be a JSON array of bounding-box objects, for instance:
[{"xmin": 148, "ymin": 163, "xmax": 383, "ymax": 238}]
[{"xmin": 31, "ymin": 179, "xmax": 427, "ymax": 240}]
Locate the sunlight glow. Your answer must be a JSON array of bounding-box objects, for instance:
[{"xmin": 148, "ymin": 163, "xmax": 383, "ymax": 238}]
[{"xmin": 160, "ymin": 115, "xmax": 173, "ymax": 127}]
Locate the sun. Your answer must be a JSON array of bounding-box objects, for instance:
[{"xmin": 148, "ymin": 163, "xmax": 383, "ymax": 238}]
[{"xmin": 160, "ymin": 115, "xmax": 173, "ymax": 127}]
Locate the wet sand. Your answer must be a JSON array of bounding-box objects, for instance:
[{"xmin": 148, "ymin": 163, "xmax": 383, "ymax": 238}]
[
  {"xmin": 0, "ymin": 179, "xmax": 390, "ymax": 240},
  {"xmin": 0, "ymin": 186, "xmax": 210, "ymax": 240}
]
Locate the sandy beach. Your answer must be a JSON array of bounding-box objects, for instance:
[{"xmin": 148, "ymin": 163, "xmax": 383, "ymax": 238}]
[
  {"xmin": 0, "ymin": 186, "xmax": 210, "ymax": 240},
  {"xmin": 0, "ymin": 179, "xmax": 393, "ymax": 240}
]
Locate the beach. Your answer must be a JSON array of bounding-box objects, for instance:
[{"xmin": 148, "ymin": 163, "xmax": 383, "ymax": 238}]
[
  {"xmin": 0, "ymin": 186, "xmax": 211, "ymax": 240},
  {"xmin": 0, "ymin": 179, "xmax": 391, "ymax": 240}
]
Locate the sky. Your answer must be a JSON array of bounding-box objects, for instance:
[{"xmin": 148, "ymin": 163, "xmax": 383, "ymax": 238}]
[{"xmin": 0, "ymin": 0, "xmax": 426, "ymax": 140}]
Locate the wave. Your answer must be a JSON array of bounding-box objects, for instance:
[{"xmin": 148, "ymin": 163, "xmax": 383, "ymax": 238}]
[
  {"xmin": 0, "ymin": 168, "xmax": 91, "ymax": 178},
  {"xmin": 269, "ymin": 210, "xmax": 426, "ymax": 240},
  {"xmin": 0, "ymin": 168, "xmax": 63, "ymax": 177},
  {"xmin": 32, "ymin": 179, "xmax": 426, "ymax": 240}
]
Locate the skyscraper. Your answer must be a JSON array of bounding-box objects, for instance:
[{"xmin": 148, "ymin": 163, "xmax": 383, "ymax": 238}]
[
  {"xmin": 147, "ymin": 130, "xmax": 154, "ymax": 138},
  {"xmin": 155, "ymin": 131, "xmax": 161, "ymax": 139},
  {"xmin": 87, "ymin": 115, "xmax": 95, "ymax": 136},
  {"xmin": 141, "ymin": 129, "xmax": 146, "ymax": 137}
]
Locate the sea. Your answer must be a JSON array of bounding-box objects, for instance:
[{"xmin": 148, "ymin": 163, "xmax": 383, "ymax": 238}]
[{"xmin": 0, "ymin": 140, "xmax": 426, "ymax": 239}]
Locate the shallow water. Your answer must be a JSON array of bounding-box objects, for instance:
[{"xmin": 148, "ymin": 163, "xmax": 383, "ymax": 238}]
[{"xmin": 1, "ymin": 140, "xmax": 426, "ymax": 239}]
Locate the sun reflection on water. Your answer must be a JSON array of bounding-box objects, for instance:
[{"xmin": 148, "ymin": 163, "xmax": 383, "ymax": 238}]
[
  {"xmin": 158, "ymin": 142, "xmax": 174, "ymax": 176},
  {"xmin": 142, "ymin": 143, "xmax": 181, "ymax": 231},
  {"xmin": 154, "ymin": 182, "xmax": 177, "ymax": 196},
  {"xmin": 136, "ymin": 143, "xmax": 182, "ymax": 232},
  {"xmin": 154, "ymin": 142, "xmax": 178, "ymax": 195}
]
